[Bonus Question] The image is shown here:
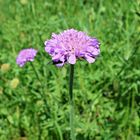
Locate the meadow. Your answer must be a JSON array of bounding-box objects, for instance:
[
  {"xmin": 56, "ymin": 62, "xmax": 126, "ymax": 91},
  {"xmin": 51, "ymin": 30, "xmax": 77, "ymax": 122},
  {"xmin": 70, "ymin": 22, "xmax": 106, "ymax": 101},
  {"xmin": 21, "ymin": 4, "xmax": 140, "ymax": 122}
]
[{"xmin": 0, "ymin": 0, "xmax": 140, "ymax": 140}]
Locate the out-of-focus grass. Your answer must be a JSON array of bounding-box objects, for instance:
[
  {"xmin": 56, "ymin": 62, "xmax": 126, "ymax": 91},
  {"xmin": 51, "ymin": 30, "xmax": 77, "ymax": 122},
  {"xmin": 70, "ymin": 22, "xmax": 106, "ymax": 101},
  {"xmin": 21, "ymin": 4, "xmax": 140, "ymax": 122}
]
[{"xmin": 0, "ymin": 0, "xmax": 140, "ymax": 140}]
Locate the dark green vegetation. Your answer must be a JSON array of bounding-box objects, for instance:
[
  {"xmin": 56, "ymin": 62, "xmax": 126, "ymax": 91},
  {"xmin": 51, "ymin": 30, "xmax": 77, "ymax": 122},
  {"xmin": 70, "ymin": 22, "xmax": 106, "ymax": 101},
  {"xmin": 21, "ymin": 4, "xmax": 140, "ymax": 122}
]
[{"xmin": 0, "ymin": 0, "xmax": 140, "ymax": 140}]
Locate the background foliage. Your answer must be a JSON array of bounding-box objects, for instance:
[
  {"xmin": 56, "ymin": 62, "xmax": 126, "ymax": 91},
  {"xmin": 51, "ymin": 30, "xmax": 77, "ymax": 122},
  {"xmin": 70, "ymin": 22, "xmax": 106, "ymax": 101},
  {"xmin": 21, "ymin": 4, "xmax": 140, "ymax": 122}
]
[{"xmin": 0, "ymin": 0, "xmax": 140, "ymax": 140}]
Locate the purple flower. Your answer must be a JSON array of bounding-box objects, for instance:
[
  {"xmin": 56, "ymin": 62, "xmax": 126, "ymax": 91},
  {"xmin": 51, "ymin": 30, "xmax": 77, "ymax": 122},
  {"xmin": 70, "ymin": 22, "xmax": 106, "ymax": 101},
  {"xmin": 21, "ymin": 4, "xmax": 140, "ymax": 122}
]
[
  {"xmin": 16, "ymin": 48, "xmax": 37, "ymax": 67},
  {"xmin": 45, "ymin": 29, "xmax": 100, "ymax": 67}
]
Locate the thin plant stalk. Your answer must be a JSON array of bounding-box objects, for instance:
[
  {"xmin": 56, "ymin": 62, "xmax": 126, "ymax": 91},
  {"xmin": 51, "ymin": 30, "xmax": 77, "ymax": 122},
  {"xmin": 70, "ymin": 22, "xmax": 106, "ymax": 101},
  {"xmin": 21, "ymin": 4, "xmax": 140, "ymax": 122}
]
[
  {"xmin": 30, "ymin": 62, "xmax": 50, "ymax": 117},
  {"xmin": 31, "ymin": 62, "xmax": 63, "ymax": 140},
  {"xmin": 69, "ymin": 64, "xmax": 76, "ymax": 140}
]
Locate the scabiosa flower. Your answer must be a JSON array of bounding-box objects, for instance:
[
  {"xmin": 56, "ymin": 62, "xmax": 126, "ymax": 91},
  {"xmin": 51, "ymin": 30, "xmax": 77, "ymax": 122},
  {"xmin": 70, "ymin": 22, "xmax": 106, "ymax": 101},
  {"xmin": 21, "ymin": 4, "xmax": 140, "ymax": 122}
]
[
  {"xmin": 45, "ymin": 29, "xmax": 100, "ymax": 67},
  {"xmin": 16, "ymin": 48, "xmax": 37, "ymax": 67}
]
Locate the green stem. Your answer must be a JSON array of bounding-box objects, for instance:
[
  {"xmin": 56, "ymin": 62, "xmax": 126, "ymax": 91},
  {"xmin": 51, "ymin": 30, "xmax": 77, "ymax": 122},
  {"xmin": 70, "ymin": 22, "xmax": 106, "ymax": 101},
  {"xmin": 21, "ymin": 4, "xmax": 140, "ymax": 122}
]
[
  {"xmin": 69, "ymin": 64, "xmax": 76, "ymax": 140},
  {"xmin": 30, "ymin": 62, "xmax": 50, "ymax": 117},
  {"xmin": 54, "ymin": 110, "xmax": 63, "ymax": 140},
  {"xmin": 30, "ymin": 62, "xmax": 41, "ymax": 83}
]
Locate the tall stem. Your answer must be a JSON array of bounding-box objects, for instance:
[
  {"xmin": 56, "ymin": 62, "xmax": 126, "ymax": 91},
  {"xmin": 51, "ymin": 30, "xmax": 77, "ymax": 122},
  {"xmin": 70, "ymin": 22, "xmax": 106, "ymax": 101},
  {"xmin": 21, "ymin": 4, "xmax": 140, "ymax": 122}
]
[
  {"xmin": 30, "ymin": 62, "xmax": 41, "ymax": 83},
  {"xmin": 30, "ymin": 62, "xmax": 50, "ymax": 117},
  {"xmin": 69, "ymin": 64, "xmax": 76, "ymax": 140}
]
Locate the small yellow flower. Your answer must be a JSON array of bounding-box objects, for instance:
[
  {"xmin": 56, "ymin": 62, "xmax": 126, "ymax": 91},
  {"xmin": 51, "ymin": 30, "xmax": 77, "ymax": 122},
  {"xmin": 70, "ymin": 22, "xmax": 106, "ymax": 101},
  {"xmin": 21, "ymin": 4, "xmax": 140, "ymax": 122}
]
[
  {"xmin": 1, "ymin": 63, "xmax": 10, "ymax": 72},
  {"xmin": 36, "ymin": 100, "xmax": 44, "ymax": 106},
  {"xmin": 10, "ymin": 78, "xmax": 20, "ymax": 89},
  {"xmin": 20, "ymin": 0, "xmax": 28, "ymax": 5},
  {"xmin": 19, "ymin": 137, "xmax": 28, "ymax": 140},
  {"xmin": 0, "ymin": 87, "xmax": 3, "ymax": 95}
]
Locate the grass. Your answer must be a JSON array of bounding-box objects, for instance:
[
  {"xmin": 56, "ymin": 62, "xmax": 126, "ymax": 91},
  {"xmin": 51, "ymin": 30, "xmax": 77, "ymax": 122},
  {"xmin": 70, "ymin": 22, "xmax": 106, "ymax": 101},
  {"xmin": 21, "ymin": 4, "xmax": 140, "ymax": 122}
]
[{"xmin": 0, "ymin": 0, "xmax": 140, "ymax": 140}]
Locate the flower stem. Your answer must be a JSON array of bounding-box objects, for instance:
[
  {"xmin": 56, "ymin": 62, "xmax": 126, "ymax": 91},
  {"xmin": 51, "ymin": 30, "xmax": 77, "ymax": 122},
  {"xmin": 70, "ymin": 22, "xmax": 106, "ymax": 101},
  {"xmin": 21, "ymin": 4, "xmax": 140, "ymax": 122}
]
[
  {"xmin": 69, "ymin": 64, "xmax": 76, "ymax": 140},
  {"xmin": 30, "ymin": 62, "xmax": 50, "ymax": 117},
  {"xmin": 30, "ymin": 62, "xmax": 41, "ymax": 83}
]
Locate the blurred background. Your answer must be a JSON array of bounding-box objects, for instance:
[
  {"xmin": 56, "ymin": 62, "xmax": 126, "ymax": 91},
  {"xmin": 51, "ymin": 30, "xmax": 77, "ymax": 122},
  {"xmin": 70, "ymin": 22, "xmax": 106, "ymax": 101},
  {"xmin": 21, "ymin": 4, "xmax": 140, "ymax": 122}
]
[{"xmin": 0, "ymin": 0, "xmax": 140, "ymax": 140}]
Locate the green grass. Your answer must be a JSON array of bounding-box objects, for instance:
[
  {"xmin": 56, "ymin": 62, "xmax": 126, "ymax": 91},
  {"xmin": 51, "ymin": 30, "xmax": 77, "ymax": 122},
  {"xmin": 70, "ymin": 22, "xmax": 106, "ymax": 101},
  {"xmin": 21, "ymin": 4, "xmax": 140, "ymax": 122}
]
[{"xmin": 0, "ymin": 0, "xmax": 140, "ymax": 140}]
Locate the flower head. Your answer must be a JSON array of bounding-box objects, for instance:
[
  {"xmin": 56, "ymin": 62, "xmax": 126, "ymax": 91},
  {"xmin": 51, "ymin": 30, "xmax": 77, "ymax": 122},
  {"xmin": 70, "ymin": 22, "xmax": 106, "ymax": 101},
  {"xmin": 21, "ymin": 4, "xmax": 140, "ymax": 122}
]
[
  {"xmin": 45, "ymin": 29, "xmax": 100, "ymax": 67},
  {"xmin": 16, "ymin": 48, "xmax": 37, "ymax": 67}
]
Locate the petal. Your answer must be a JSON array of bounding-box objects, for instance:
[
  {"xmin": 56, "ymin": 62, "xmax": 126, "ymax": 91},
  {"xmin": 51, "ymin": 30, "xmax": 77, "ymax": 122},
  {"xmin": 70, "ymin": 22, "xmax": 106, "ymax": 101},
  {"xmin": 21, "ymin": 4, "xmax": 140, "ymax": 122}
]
[
  {"xmin": 85, "ymin": 55, "xmax": 95, "ymax": 63},
  {"xmin": 90, "ymin": 47, "xmax": 100, "ymax": 56},
  {"xmin": 60, "ymin": 55, "xmax": 65, "ymax": 62},
  {"xmin": 45, "ymin": 46, "xmax": 51, "ymax": 53},
  {"xmin": 56, "ymin": 63, "xmax": 64, "ymax": 67},
  {"xmin": 68, "ymin": 54, "xmax": 76, "ymax": 64},
  {"xmin": 52, "ymin": 33, "xmax": 57, "ymax": 39},
  {"xmin": 91, "ymin": 38, "xmax": 100, "ymax": 45},
  {"xmin": 44, "ymin": 41, "xmax": 48, "ymax": 45},
  {"xmin": 52, "ymin": 53, "xmax": 61, "ymax": 61}
]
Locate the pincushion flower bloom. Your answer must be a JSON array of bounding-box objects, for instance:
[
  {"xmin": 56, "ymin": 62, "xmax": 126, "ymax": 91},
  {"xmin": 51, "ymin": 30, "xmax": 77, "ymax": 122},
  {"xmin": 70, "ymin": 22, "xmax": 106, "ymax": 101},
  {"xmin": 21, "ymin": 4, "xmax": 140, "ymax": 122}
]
[
  {"xmin": 45, "ymin": 29, "xmax": 100, "ymax": 67},
  {"xmin": 16, "ymin": 48, "xmax": 37, "ymax": 67}
]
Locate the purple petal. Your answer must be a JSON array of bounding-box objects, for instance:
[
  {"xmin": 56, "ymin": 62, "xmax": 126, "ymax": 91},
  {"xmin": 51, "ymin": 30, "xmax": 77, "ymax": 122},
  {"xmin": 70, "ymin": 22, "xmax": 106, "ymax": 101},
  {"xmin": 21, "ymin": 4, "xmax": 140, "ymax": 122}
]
[
  {"xmin": 56, "ymin": 63, "xmax": 64, "ymax": 67},
  {"xmin": 60, "ymin": 55, "xmax": 65, "ymax": 62},
  {"xmin": 88, "ymin": 47, "xmax": 100, "ymax": 56},
  {"xmin": 52, "ymin": 53, "xmax": 62, "ymax": 61},
  {"xmin": 85, "ymin": 55, "xmax": 95, "ymax": 63},
  {"xmin": 45, "ymin": 46, "xmax": 51, "ymax": 53},
  {"xmin": 68, "ymin": 54, "xmax": 76, "ymax": 64}
]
